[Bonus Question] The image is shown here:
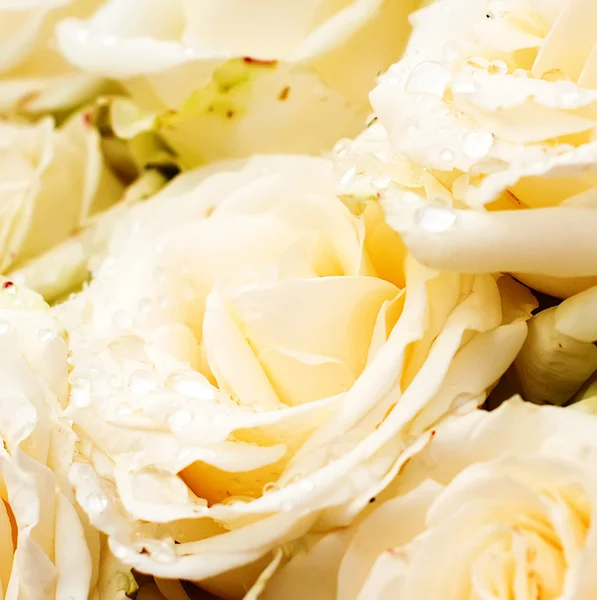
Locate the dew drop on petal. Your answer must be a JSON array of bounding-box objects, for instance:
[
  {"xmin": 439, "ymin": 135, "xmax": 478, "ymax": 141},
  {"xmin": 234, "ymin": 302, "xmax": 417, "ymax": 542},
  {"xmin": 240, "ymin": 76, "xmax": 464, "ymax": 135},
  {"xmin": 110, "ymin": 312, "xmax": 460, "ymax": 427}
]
[
  {"xmin": 85, "ymin": 493, "xmax": 108, "ymax": 513},
  {"xmin": 38, "ymin": 328, "xmax": 55, "ymax": 342},
  {"xmin": 128, "ymin": 370, "xmax": 158, "ymax": 394},
  {"xmin": 371, "ymin": 175, "xmax": 392, "ymax": 190},
  {"xmin": 405, "ymin": 61, "xmax": 452, "ymax": 97},
  {"xmin": 440, "ymin": 149, "xmax": 454, "ymax": 162},
  {"xmin": 71, "ymin": 388, "xmax": 91, "ymax": 408},
  {"xmin": 463, "ymin": 130, "xmax": 494, "ymax": 159},
  {"xmin": 416, "ymin": 205, "xmax": 457, "ymax": 233}
]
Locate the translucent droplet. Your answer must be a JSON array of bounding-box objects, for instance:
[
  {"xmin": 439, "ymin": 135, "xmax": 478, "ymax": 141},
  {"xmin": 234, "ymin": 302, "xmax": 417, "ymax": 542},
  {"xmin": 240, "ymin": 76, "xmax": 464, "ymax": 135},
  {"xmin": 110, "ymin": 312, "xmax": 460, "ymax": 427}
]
[
  {"xmin": 38, "ymin": 328, "xmax": 55, "ymax": 342},
  {"xmin": 339, "ymin": 167, "xmax": 356, "ymax": 185},
  {"xmin": 167, "ymin": 373, "xmax": 214, "ymax": 400},
  {"xmin": 115, "ymin": 405, "xmax": 133, "ymax": 417},
  {"xmin": 112, "ymin": 311, "xmax": 132, "ymax": 330},
  {"xmin": 440, "ymin": 149, "xmax": 454, "ymax": 162},
  {"xmin": 71, "ymin": 388, "xmax": 91, "ymax": 408},
  {"xmin": 488, "ymin": 60, "xmax": 508, "ymax": 75},
  {"xmin": 128, "ymin": 370, "xmax": 157, "ymax": 394},
  {"xmin": 85, "ymin": 493, "xmax": 108, "ymax": 513},
  {"xmin": 463, "ymin": 130, "xmax": 494, "ymax": 159},
  {"xmin": 333, "ymin": 138, "xmax": 351, "ymax": 158},
  {"xmin": 298, "ymin": 479, "xmax": 316, "ymax": 493},
  {"xmin": 110, "ymin": 541, "xmax": 129, "ymax": 559},
  {"xmin": 150, "ymin": 540, "xmax": 177, "ymax": 564},
  {"xmin": 168, "ymin": 410, "xmax": 193, "ymax": 429},
  {"xmin": 512, "ymin": 68, "xmax": 528, "ymax": 78},
  {"xmin": 371, "ymin": 175, "xmax": 391, "ymax": 190},
  {"xmin": 405, "ymin": 61, "xmax": 451, "ymax": 97},
  {"xmin": 263, "ymin": 482, "xmax": 279, "ymax": 494},
  {"xmin": 416, "ymin": 205, "xmax": 457, "ymax": 233}
]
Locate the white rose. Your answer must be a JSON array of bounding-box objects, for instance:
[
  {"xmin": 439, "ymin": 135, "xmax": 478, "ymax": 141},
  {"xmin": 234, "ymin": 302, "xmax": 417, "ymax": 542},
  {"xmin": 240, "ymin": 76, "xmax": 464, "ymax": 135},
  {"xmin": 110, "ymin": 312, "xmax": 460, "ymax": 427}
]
[
  {"xmin": 55, "ymin": 0, "xmax": 419, "ymax": 166},
  {"xmin": 0, "ymin": 279, "xmax": 99, "ymax": 599},
  {"xmin": 263, "ymin": 398, "xmax": 597, "ymax": 600},
  {"xmin": 57, "ymin": 154, "xmax": 533, "ymax": 598},
  {"xmin": 0, "ymin": 111, "xmax": 124, "ymax": 301},
  {"xmin": 367, "ymin": 0, "xmax": 597, "ymax": 298},
  {"xmin": 0, "ymin": 0, "xmax": 106, "ymax": 115}
]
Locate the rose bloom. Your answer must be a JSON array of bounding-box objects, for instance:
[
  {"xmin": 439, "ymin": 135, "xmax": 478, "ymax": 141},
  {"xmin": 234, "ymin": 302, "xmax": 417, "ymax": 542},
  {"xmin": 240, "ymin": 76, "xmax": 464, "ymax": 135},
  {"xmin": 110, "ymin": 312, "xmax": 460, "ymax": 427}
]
[
  {"xmin": 0, "ymin": 279, "xmax": 111, "ymax": 598},
  {"xmin": 0, "ymin": 0, "xmax": 105, "ymax": 115},
  {"xmin": 366, "ymin": 0, "xmax": 597, "ymax": 299},
  {"xmin": 56, "ymin": 154, "xmax": 533, "ymax": 598},
  {"xmin": 262, "ymin": 398, "xmax": 597, "ymax": 600},
  {"xmin": 0, "ymin": 111, "xmax": 124, "ymax": 301},
  {"xmin": 54, "ymin": 0, "xmax": 419, "ymax": 166}
]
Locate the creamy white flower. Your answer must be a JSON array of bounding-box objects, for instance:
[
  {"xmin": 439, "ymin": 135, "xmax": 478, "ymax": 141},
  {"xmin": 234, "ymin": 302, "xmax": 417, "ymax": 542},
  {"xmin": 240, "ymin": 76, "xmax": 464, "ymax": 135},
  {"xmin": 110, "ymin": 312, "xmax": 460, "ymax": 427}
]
[
  {"xmin": 368, "ymin": 0, "xmax": 597, "ymax": 298},
  {"xmin": 0, "ymin": 279, "xmax": 99, "ymax": 599},
  {"xmin": 57, "ymin": 154, "xmax": 533, "ymax": 598},
  {"xmin": 0, "ymin": 0, "xmax": 106, "ymax": 115},
  {"xmin": 263, "ymin": 398, "xmax": 597, "ymax": 600},
  {"xmin": 55, "ymin": 0, "xmax": 419, "ymax": 165},
  {"xmin": 0, "ymin": 111, "xmax": 124, "ymax": 301}
]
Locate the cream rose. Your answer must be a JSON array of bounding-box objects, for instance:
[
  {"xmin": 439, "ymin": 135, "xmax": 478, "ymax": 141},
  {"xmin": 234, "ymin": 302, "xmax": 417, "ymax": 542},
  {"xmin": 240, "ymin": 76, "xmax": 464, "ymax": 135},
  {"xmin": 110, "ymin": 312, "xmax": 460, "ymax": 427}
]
[
  {"xmin": 56, "ymin": 154, "xmax": 533, "ymax": 598},
  {"xmin": 0, "ymin": 279, "xmax": 100, "ymax": 599},
  {"xmin": 365, "ymin": 0, "xmax": 597, "ymax": 298},
  {"xmin": 0, "ymin": 111, "xmax": 124, "ymax": 301},
  {"xmin": 0, "ymin": 0, "xmax": 106, "ymax": 115},
  {"xmin": 55, "ymin": 0, "xmax": 419, "ymax": 166},
  {"xmin": 262, "ymin": 398, "xmax": 597, "ymax": 600}
]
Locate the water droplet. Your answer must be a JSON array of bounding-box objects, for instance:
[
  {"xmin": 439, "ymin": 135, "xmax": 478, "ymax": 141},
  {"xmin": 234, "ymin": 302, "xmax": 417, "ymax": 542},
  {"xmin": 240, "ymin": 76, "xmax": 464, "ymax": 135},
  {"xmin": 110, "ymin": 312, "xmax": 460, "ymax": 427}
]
[
  {"xmin": 463, "ymin": 130, "xmax": 494, "ymax": 159},
  {"xmin": 512, "ymin": 68, "xmax": 528, "ymax": 78},
  {"xmin": 150, "ymin": 540, "xmax": 177, "ymax": 564},
  {"xmin": 111, "ymin": 541, "xmax": 129, "ymax": 559},
  {"xmin": 38, "ymin": 328, "xmax": 55, "ymax": 342},
  {"xmin": 263, "ymin": 482, "xmax": 279, "ymax": 494},
  {"xmin": 416, "ymin": 205, "xmax": 457, "ymax": 233},
  {"xmin": 333, "ymin": 138, "xmax": 351, "ymax": 158},
  {"xmin": 339, "ymin": 167, "xmax": 356, "ymax": 185},
  {"xmin": 71, "ymin": 388, "xmax": 91, "ymax": 408},
  {"xmin": 371, "ymin": 175, "xmax": 392, "ymax": 190},
  {"xmin": 115, "ymin": 405, "xmax": 133, "ymax": 417},
  {"xmin": 167, "ymin": 373, "xmax": 214, "ymax": 400},
  {"xmin": 405, "ymin": 61, "xmax": 451, "ymax": 97},
  {"xmin": 128, "ymin": 370, "xmax": 157, "ymax": 394},
  {"xmin": 488, "ymin": 60, "xmax": 508, "ymax": 75},
  {"xmin": 168, "ymin": 410, "xmax": 193, "ymax": 429},
  {"xmin": 440, "ymin": 149, "xmax": 454, "ymax": 162},
  {"xmin": 112, "ymin": 311, "xmax": 132, "ymax": 330},
  {"xmin": 298, "ymin": 479, "xmax": 316, "ymax": 493},
  {"xmin": 85, "ymin": 493, "xmax": 108, "ymax": 513},
  {"xmin": 0, "ymin": 322, "xmax": 9, "ymax": 334}
]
